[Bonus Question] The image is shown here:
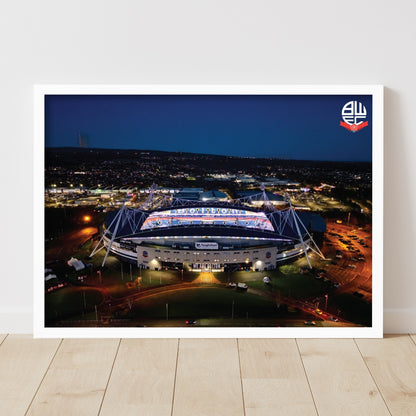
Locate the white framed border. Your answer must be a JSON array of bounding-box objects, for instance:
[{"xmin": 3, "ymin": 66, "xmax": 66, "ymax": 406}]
[{"xmin": 34, "ymin": 84, "xmax": 383, "ymax": 338}]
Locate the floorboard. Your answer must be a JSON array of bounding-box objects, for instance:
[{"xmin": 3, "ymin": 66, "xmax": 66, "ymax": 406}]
[
  {"xmin": 1, "ymin": 336, "xmax": 415, "ymax": 415},
  {"xmin": 26, "ymin": 338, "xmax": 120, "ymax": 416},
  {"xmin": 356, "ymin": 335, "xmax": 416, "ymax": 416},
  {"xmin": 239, "ymin": 338, "xmax": 317, "ymax": 416},
  {"xmin": 172, "ymin": 339, "xmax": 244, "ymax": 416},
  {"xmin": 297, "ymin": 338, "xmax": 391, "ymax": 416},
  {"xmin": 99, "ymin": 339, "xmax": 178, "ymax": 416},
  {"xmin": 0, "ymin": 335, "xmax": 60, "ymax": 416}
]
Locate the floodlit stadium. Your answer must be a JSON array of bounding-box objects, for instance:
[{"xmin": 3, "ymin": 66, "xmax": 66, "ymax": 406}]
[{"xmin": 91, "ymin": 186, "xmax": 326, "ymax": 272}]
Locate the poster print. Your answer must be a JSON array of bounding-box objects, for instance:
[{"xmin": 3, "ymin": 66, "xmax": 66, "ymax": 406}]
[{"xmin": 34, "ymin": 85, "xmax": 383, "ymax": 337}]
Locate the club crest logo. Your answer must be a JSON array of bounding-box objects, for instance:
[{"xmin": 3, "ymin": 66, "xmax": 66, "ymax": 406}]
[{"xmin": 340, "ymin": 101, "xmax": 368, "ymax": 132}]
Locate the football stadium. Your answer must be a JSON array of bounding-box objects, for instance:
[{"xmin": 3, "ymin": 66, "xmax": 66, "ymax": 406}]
[{"xmin": 91, "ymin": 188, "xmax": 326, "ymax": 271}]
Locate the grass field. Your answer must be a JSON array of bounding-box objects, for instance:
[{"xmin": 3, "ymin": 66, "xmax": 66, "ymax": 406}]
[
  {"xmin": 245, "ymin": 271, "xmax": 333, "ymax": 299},
  {"xmin": 45, "ymin": 287, "xmax": 103, "ymax": 324},
  {"xmin": 330, "ymin": 293, "xmax": 372, "ymax": 326},
  {"xmin": 44, "ymin": 228, "xmax": 370, "ymax": 327},
  {"xmin": 124, "ymin": 287, "xmax": 289, "ymax": 321}
]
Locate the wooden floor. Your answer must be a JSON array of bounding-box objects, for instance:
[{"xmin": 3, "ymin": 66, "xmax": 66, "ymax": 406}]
[{"xmin": 0, "ymin": 335, "xmax": 415, "ymax": 415}]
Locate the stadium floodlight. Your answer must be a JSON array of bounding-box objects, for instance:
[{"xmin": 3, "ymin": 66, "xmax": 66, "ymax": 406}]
[
  {"xmin": 89, "ymin": 201, "xmax": 130, "ymax": 266},
  {"xmin": 286, "ymin": 193, "xmax": 326, "ymax": 267},
  {"xmin": 90, "ymin": 205, "xmax": 124, "ymax": 257}
]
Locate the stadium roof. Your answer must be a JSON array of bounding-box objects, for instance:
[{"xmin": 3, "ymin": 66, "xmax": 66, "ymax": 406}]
[
  {"xmin": 123, "ymin": 225, "xmax": 293, "ymax": 241},
  {"xmin": 296, "ymin": 211, "xmax": 326, "ymax": 233},
  {"xmin": 104, "ymin": 206, "xmax": 326, "ymax": 241}
]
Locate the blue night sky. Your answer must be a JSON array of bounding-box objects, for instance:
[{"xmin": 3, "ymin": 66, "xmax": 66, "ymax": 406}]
[{"xmin": 45, "ymin": 94, "xmax": 372, "ymax": 162}]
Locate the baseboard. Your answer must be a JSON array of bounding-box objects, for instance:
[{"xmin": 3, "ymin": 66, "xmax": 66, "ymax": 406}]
[
  {"xmin": 0, "ymin": 308, "xmax": 414, "ymax": 334},
  {"xmin": 384, "ymin": 308, "xmax": 416, "ymax": 333},
  {"xmin": 0, "ymin": 307, "xmax": 33, "ymax": 333}
]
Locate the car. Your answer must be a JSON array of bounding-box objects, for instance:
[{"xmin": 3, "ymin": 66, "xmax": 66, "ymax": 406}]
[
  {"xmin": 227, "ymin": 282, "xmax": 236, "ymax": 288},
  {"xmin": 348, "ymin": 264, "xmax": 356, "ymax": 268},
  {"xmin": 304, "ymin": 320, "xmax": 316, "ymax": 326},
  {"xmin": 185, "ymin": 320, "xmax": 196, "ymax": 325},
  {"xmin": 237, "ymin": 283, "xmax": 248, "ymax": 290},
  {"xmin": 315, "ymin": 309, "xmax": 323, "ymax": 315},
  {"xmin": 329, "ymin": 316, "xmax": 339, "ymax": 322}
]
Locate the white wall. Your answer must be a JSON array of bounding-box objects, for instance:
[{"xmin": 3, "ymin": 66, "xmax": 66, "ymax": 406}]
[{"xmin": 0, "ymin": 1, "xmax": 415, "ymax": 333}]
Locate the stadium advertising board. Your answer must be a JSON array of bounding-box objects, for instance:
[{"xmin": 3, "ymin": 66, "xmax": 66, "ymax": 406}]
[
  {"xmin": 195, "ymin": 242, "xmax": 219, "ymax": 250},
  {"xmin": 140, "ymin": 207, "xmax": 275, "ymax": 231}
]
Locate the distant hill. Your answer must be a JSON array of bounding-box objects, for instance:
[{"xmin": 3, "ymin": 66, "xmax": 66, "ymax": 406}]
[{"xmin": 45, "ymin": 147, "xmax": 371, "ymax": 170}]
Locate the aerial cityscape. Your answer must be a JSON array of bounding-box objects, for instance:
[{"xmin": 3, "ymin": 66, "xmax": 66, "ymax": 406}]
[{"xmin": 44, "ymin": 94, "xmax": 373, "ymax": 328}]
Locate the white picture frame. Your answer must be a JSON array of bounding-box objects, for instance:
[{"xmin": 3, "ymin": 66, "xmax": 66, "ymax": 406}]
[{"xmin": 34, "ymin": 85, "xmax": 383, "ymax": 338}]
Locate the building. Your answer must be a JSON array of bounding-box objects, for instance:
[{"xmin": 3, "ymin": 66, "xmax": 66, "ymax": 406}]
[
  {"xmin": 175, "ymin": 188, "xmax": 204, "ymax": 200},
  {"xmin": 235, "ymin": 175, "xmax": 257, "ymax": 184},
  {"xmin": 236, "ymin": 190, "xmax": 286, "ymax": 207},
  {"xmin": 93, "ymin": 192, "xmax": 326, "ymax": 272},
  {"xmin": 199, "ymin": 190, "xmax": 228, "ymax": 202},
  {"xmin": 172, "ymin": 188, "xmax": 228, "ymax": 202}
]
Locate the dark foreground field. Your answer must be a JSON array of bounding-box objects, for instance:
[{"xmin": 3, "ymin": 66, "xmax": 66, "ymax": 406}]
[{"xmin": 44, "ymin": 214, "xmax": 371, "ymax": 328}]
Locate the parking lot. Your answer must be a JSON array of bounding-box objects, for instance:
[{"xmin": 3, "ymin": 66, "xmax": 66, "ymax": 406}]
[{"xmin": 320, "ymin": 221, "xmax": 372, "ymax": 301}]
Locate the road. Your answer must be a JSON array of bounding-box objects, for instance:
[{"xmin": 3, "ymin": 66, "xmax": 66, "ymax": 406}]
[
  {"xmin": 247, "ymin": 286, "xmax": 352, "ymax": 325},
  {"xmin": 46, "ymin": 226, "xmax": 97, "ymax": 262}
]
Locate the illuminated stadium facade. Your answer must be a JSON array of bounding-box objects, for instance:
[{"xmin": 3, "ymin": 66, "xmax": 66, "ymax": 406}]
[{"xmin": 91, "ymin": 188, "xmax": 326, "ymax": 272}]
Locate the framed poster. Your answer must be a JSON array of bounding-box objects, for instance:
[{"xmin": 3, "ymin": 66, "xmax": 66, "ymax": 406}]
[{"xmin": 34, "ymin": 85, "xmax": 383, "ymax": 338}]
